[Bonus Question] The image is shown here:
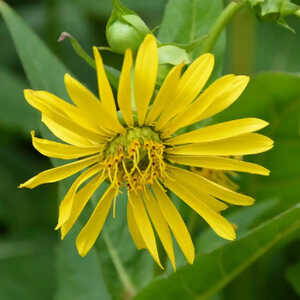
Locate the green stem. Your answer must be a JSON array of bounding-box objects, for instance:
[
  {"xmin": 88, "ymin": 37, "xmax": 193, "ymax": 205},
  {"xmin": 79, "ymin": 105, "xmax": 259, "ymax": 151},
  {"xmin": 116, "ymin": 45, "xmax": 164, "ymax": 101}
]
[
  {"xmin": 201, "ymin": 0, "xmax": 247, "ymax": 53},
  {"xmin": 102, "ymin": 231, "xmax": 137, "ymax": 299},
  {"xmin": 58, "ymin": 32, "xmax": 96, "ymax": 69},
  {"xmin": 58, "ymin": 32, "xmax": 120, "ymax": 89}
]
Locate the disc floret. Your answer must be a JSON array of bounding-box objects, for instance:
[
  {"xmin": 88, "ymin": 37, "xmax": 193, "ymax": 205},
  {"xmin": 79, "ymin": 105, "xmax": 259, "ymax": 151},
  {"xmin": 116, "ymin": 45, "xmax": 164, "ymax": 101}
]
[{"xmin": 103, "ymin": 127, "xmax": 166, "ymax": 191}]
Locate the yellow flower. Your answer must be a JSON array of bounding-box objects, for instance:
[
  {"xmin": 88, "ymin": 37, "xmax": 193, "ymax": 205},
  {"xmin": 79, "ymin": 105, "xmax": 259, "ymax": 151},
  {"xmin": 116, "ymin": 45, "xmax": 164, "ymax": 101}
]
[{"xmin": 19, "ymin": 34, "xmax": 273, "ymax": 269}]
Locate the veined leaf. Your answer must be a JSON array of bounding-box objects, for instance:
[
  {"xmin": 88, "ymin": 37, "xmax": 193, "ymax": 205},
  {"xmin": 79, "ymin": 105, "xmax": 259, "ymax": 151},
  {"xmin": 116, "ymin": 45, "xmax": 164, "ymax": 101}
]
[
  {"xmin": 135, "ymin": 204, "xmax": 300, "ymax": 300},
  {"xmin": 158, "ymin": 0, "xmax": 225, "ymax": 76},
  {"xmin": 0, "ymin": 2, "xmax": 111, "ymax": 299},
  {"xmin": 248, "ymin": 0, "xmax": 300, "ymax": 32},
  {"xmin": 286, "ymin": 260, "xmax": 300, "ymax": 296},
  {"xmin": 0, "ymin": 67, "xmax": 37, "ymax": 132},
  {"xmin": 0, "ymin": 1, "xmax": 119, "ymax": 99},
  {"xmin": 196, "ymin": 199, "xmax": 278, "ymax": 254},
  {"xmin": 0, "ymin": 233, "xmax": 56, "ymax": 300},
  {"xmin": 55, "ymin": 222, "xmax": 111, "ymax": 300},
  {"xmin": 0, "ymin": 1, "xmax": 68, "ymax": 98}
]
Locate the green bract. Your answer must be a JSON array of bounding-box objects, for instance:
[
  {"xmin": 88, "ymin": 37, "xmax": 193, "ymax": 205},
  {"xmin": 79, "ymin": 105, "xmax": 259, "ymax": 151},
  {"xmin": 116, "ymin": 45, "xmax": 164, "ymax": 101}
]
[
  {"xmin": 249, "ymin": 0, "xmax": 300, "ymax": 32},
  {"xmin": 104, "ymin": 127, "xmax": 161, "ymax": 158},
  {"xmin": 106, "ymin": 0, "xmax": 150, "ymax": 53},
  {"xmin": 157, "ymin": 45, "xmax": 191, "ymax": 85}
]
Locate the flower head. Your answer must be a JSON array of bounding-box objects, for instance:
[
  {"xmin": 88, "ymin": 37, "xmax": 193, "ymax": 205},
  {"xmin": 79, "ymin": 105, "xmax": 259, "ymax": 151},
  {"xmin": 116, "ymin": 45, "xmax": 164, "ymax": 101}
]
[{"xmin": 20, "ymin": 34, "xmax": 273, "ymax": 269}]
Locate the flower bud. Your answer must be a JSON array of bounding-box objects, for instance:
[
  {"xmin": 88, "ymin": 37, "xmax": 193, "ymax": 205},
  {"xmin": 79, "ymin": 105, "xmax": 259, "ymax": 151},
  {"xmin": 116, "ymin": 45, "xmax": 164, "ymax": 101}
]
[{"xmin": 106, "ymin": 0, "xmax": 150, "ymax": 54}]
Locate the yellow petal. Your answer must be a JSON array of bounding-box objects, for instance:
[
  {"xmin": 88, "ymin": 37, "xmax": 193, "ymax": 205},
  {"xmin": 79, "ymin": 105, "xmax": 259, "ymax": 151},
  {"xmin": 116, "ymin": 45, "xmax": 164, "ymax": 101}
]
[
  {"xmin": 166, "ymin": 118, "xmax": 269, "ymax": 144},
  {"xmin": 162, "ymin": 75, "xmax": 248, "ymax": 135},
  {"xmin": 42, "ymin": 115, "xmax": 96, "ymax": 148},
  {"xmin": 24, "ymin": 90, "xmax": 106, "ymax": 144},
  {"xmin": 127, "ymin": 198, "xmax": 146, "ymax": 250},
  {"xmin": 118, "ymin": 48, "xmax": 134, "ymax": 127},
  {"xmin": 197, "ymin": 75, "xmax": 250, "ymax": 122},
  {"xmin": 129, "ymin": 191, "xmax": 162, "ymax": 268},
  {"xmin": 93, "ymin": 48, "xmax": 125, "ymax": 134},
  {"xmin": 56, "ymin": 164, "xmax": 102, "ymax": 230},
  {"xmin": 146, "ymin": 63, "xmax": 184, "ymax": 125},
  {"xmin": 143, "ymin": 188, "xmax": 176, "ymax": 270},
  {"xmin": 167, "ymin": 154, "xmax": 270, "ymax": 176},
  {"xmin": 152, "ymin": 181, "xmax": 195, "ymax": 264},
  {"xmin": 166, "ymin": 133, "xmax": 274, "ymax": 156},
  {"xmin": 134, "ymin": 34, "xmax": 158, "ymax": 126},
  {"xmin": 61, "ymin": 174, "xmax": 106, "ymax": 239},
  {"xmin": 163, "ymin": 174, "xmax": 227, "ymax": 212},
  {"xmin": 164, "ymin": 177, "xmax": 236, "ymax": 240},
  {"xmin": 64, "ymin": 74, "xmax": 114, "ymax": 135},
  {"xmin": 157, "ymin": 53, "xmax": 214, "ymax": 131},
  {"xmin": 65, "ymin": 73, "xmax": 100, "ymax": 109},
  {"xmin": 31, "ymin": 130, "xmax": 102, "ymax": 159},
  {"xmin": 175, "ymin": 53, "xmax": 214, "ymax": 105},
  {"xmin": 19, "ymin": 154, "xmax": 99, "ymax": 189},
  {"xmin": 93, "ymin": 47, "xmax": 117, "ymax": 119},
  {"xmin": 166, "ymin": 165, "xmax": 255, "ymax": 206},
  {"xmin": 24, "ymin": 89, "xmax": 100, "ymax": 133},
  {"xmin": 76, "ymin": 184, "xmax": 116, "ymax": 257}
]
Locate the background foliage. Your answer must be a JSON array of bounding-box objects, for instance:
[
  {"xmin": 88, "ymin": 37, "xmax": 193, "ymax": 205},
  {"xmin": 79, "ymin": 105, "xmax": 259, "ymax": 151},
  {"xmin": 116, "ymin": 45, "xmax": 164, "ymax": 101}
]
[{"xmin": 0, "ymin": 0, "xmax": 299, "ymax": 299}]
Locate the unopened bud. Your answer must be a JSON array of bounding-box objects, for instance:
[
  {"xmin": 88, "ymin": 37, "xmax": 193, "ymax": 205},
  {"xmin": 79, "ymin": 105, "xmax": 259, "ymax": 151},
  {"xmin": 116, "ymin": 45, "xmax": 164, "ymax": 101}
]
[{"xmin": 106, "ymin": 0, "xmax": 150, "ymax": 54}]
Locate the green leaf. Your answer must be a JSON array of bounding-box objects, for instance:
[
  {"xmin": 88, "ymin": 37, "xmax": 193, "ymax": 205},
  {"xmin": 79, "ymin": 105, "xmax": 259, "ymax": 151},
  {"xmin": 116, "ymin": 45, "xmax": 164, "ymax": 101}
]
[
  {"xmin": 158, "ymin": 0, "xmax": 225, "ymax": 76},
  {"xmin": 248, "ymin": 0, "xmax": 300, "ymax": 32},
  {"xmin": 55, "ymin": 222, "xmax": 111, "ymax": 300},
  {"xmin": 249, "ymin": 0, "xmax": 264, "ymax": 5},
  {"xmin": 134, "ymin": 204, "xmax": 300, "ymax": 300},
  {"xmin": 0, "ymin": 1, "xmax": 118, "ymax": 100},
  {"xmin": 196, "ymin": 199, "xmax": 278, "ymax": 254},
  {"xmin": 164, "ymin": 198, "xmax": 278, "ymax": 271},
  {"xmin": 107, "ymin": 0, "xmax": 139, "ymax": 26},
  {"xmin": 0, "ymin": 131, "xmax": 57, "ymax": 230},
  {"xmin": 286, "ymin": 260, "xmax": 300, "ymax": 295},
  {"xmin": 0, "ymin": 233, "xmax": 56, "ymax": 300},
  {"xmin": 224, "ymin": 247, "xmax": 298, "ymax": 300},
  {"xmin": 0, "ymin": 1, "xmax": 68, "ymax": 98},
  {"xmin": 0, "ymin": 67, "xmax": 37, "ymax": 132},
  {"xmin": 255, "ymin": 20, "xmax": 300, "ymax": 72},
  {"xmin": 0, "ymin": 2, "xmax": 111, "ymax": 298}
]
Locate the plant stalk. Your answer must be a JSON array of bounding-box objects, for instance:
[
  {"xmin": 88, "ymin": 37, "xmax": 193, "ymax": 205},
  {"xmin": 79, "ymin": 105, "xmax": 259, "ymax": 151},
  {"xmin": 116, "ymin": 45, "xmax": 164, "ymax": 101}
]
[
  {"xmin": 102, "ymin": 231, "xmax": 137, "ymax": 299},
  {"xmin": 201, "ymin": 0, "xmax": 247, "ymax": 53}
]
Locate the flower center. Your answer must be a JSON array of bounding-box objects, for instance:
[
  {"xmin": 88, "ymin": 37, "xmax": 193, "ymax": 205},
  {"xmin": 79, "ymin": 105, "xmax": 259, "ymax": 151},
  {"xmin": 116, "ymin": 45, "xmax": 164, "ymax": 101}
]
[{"xmin": 102, "ymin": 127, "xmax": 166, "ymax": 191}]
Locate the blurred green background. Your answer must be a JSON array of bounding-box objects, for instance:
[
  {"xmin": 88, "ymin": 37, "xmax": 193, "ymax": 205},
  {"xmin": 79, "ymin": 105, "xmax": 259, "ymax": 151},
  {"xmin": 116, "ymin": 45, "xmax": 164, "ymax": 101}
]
[{"xmin": 0, "ymin": 0, "xmax": 300, "ymax": 299}]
